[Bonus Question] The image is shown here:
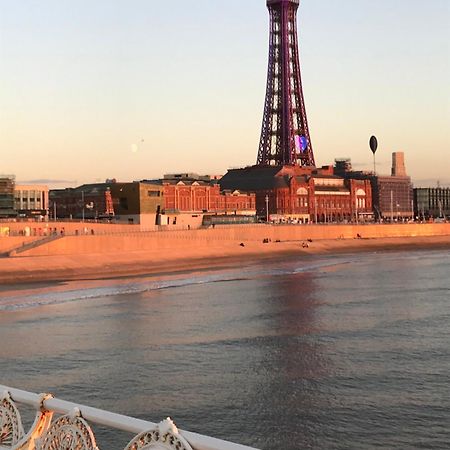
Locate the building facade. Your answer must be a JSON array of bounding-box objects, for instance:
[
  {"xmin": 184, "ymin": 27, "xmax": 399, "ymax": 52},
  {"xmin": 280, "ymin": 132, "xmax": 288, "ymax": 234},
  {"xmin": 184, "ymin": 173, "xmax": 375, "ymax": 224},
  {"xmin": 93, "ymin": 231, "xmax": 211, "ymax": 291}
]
[
  {"xmin": 371, "ymin": 176, "xmax": 413, "ymax": 221},
  {"xmin": 337, "ymin": 152, "xmax": 414, "ymax": 222},
  {"xmin": 50, "ymin": 177, "xmax": 256, "ymax": 228},
  {"xmin": 220, "ymin": 165, "xmax": 372, "ymax": 223},
  {"xmin": 150, "ymin": 175, "xmax": 255, "ymax": 227},
  {"xmin": 14, "ymin": 184, "xmax": 49, "ymax": 218},
  {"xmin": 49, "ymin": 184, "xmax": 115, "ymax": 221},
  {"xmin": 0, "ymin": 175, "xmax": 16, "ymax": 218},
  {"xmin": 414, "ymin": 187, "xmax": 450, "ymax": 220}
]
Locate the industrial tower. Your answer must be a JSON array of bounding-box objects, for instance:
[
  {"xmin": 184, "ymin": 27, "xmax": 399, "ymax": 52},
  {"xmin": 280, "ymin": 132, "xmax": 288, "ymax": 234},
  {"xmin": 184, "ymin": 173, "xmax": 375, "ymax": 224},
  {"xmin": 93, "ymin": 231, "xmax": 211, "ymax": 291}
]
[{"xmin": 257, "ymin": 0, "xmax": 315, "ymax": 167}]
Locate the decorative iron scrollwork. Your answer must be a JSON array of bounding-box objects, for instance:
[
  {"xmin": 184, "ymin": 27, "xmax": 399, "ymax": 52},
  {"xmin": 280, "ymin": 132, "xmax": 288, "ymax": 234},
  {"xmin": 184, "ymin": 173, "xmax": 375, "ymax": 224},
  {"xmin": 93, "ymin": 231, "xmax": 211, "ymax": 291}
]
[
  {"xmin": 124, "ymin": 418, "xmax": 193, "ymax": 450},
  {"xmin": 0, "ymin": 391, "xmax": 25, "ymax": 446},
  {"xmin": 36, "ymin": 407, "xmax": 98, "ymax": 450}
]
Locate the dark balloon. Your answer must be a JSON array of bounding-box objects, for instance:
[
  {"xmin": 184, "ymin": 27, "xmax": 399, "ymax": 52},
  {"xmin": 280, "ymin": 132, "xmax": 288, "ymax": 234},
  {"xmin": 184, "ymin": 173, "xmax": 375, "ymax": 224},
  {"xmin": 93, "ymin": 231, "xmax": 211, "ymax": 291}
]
[{"xmin": 369, "ymin": 136, "xmax": 378, "ymax": 154}]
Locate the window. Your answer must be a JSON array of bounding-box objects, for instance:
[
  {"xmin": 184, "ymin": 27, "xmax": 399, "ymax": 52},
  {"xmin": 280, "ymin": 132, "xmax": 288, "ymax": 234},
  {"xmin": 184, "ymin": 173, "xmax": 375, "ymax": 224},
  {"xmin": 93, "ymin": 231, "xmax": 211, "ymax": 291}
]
[
  {"xmin": 119, "ymin": 197, "xmax": 128, "ymax": 210},
  {"xmin": 148, "ymin": 190, "xmax": 160, "ymax": 197}
]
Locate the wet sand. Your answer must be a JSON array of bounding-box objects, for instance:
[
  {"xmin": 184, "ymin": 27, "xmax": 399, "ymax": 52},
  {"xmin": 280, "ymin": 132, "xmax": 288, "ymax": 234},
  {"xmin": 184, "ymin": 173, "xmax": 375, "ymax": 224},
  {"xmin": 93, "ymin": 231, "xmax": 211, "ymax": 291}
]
[{"xmin": 0, "ymin": 235, "xmax": 449, "ymax": 285}]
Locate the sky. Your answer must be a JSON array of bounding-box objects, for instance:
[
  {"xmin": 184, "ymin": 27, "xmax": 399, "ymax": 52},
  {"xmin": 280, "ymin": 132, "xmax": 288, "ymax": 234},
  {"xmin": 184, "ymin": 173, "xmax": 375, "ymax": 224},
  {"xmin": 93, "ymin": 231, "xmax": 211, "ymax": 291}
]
[{"xmin": 1, "ymin": 0, "xmax": 449, "ymax": 187}]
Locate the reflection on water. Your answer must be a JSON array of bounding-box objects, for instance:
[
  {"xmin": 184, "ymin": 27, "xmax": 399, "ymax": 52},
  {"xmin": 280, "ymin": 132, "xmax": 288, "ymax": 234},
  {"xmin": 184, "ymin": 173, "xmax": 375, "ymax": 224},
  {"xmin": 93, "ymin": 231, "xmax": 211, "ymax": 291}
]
[{"xmin": 1, "ymin": 250, "xmax": 449, "ymax": 449}]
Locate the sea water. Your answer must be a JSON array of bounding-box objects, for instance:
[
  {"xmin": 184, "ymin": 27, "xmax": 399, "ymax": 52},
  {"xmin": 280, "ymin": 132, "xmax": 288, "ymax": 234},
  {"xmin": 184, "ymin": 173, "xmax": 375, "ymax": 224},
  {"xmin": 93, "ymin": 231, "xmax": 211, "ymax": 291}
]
[{"xmin": 1, "ymin": 249, "xmax": 449, "ymax": 449}]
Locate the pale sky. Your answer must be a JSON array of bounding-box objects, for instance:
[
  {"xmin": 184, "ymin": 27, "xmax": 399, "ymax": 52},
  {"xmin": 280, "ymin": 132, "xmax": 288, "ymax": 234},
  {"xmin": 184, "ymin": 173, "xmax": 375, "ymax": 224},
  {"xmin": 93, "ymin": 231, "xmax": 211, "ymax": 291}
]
[{"xmin": 1, "ymin": 0, "xmax": 449, "ymax": 187}]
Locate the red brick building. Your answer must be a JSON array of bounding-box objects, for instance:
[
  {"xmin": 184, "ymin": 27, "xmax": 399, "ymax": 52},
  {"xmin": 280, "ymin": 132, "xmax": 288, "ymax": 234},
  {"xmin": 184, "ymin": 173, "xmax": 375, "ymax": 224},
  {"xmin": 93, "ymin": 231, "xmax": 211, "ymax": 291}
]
[
  {"xmin": 220, "ymin": 165, "xmax": 372, "ymax": 223},
  {"xmin": 50, "ymin": 176, "xmax": 256, "ymax": 227}
]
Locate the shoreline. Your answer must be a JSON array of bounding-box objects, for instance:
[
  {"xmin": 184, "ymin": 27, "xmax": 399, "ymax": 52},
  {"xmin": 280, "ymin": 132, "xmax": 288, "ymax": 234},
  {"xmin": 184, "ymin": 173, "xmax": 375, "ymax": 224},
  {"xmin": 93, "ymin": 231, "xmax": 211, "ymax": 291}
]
[{"xmin": 0, "ymin": 235, "xmax": 449, "ymax": 286}]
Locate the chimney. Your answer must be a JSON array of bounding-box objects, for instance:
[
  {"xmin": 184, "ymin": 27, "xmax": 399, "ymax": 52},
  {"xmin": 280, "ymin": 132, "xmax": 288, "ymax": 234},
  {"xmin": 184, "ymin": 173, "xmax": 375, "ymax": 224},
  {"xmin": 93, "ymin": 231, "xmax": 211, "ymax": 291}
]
[{"xmin": 392, "ymin": 152, "xmax": 406, "ymax": 177}]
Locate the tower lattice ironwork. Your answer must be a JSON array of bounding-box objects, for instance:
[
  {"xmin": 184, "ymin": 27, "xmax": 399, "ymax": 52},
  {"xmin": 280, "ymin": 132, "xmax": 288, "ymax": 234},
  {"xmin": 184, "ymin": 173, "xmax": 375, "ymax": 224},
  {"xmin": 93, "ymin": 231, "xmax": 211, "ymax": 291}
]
[{"xmin": 257, "ymin": 0, "xmax": 315, "ymax": 167}]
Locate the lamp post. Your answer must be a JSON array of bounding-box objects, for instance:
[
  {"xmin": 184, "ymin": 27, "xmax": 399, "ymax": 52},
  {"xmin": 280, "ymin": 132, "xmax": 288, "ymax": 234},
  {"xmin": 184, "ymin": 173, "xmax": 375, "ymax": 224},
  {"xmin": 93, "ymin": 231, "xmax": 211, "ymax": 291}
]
[
  {"xmin": 390, "ymin": 190, "xmax": 394, "ymax": 223},
  {"xmin": 265, "ymin": 194, "xmax": 269, "ymax": 223},
  {"xmin": 81, "ymin": 191, "xmax": 85, "ymax": 222}
]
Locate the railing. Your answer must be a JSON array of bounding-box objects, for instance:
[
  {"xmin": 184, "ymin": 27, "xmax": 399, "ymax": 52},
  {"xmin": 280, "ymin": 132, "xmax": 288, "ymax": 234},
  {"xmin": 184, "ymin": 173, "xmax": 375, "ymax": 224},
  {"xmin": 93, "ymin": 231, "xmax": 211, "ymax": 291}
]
[
  {"xmin": 0, "ymin": 385, "xmax": 259, "ymax": 450},
  {"xmin": 7, "ymin": 235, "xmax": 63, "ymax": 257}
]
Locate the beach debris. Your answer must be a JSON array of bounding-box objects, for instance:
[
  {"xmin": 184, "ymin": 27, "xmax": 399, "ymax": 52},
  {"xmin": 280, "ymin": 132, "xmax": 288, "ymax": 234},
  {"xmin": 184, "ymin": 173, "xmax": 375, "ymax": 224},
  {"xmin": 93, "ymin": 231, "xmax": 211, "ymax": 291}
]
[{"xmin": 239, "ymin": 242, "xmax": 245, "ymax": 247}]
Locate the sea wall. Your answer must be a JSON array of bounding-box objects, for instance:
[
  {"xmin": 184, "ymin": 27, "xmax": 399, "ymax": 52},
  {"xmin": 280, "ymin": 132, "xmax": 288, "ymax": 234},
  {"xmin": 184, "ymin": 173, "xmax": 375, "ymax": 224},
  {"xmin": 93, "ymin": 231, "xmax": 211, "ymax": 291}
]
[
  {"xmin": 12, "ymin": 223, "xmax": 450, "ymax": 257},
  {"xmin": 1, "ymin": 221, "xmax": 141, "ymax": 235}
]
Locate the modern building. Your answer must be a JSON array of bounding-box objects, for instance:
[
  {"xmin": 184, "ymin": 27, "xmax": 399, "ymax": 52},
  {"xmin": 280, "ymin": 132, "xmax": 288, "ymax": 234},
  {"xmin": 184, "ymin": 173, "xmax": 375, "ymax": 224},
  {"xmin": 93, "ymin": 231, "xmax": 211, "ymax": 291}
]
[
  {"xmin": 14, "ymin": 184, "xmax": 49, "ymax": 218},
  {"xmin": 337, "ymin": 152, "xmax": 413, "ymax": 222},
  {"xmin": 0, "ymin": 175, "xmax": 16, "ymax": 218},
  {"xmin": 109, "ymin": 182, "xmax": 162, "ymax": 226},
  {"xmin": 414, "ymin": 187, "xmax": 450, "ymax": 220},
  {"xmin": 371, "ymin": 175, "xmax": 413, "ymax": 221}
]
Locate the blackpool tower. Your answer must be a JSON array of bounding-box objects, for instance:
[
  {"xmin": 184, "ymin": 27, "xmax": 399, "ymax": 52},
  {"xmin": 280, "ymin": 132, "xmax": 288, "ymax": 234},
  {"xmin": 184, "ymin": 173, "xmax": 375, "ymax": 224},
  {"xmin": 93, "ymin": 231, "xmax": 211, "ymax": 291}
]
[{"xmin": 257, "ymin": 0, "xmax": 316, "ymax": 167}]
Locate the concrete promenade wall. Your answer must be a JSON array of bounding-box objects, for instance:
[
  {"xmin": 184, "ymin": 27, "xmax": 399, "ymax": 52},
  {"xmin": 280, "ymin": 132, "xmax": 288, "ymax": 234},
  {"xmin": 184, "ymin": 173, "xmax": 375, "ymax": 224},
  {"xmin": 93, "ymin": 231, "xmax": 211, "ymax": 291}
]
[
  {"xmin": 1, "ymin": 221, "xmax": 142, "ymax": 235},
  {"xmin": 15, "ymin": 223, "xmax": 450, "ymax": 257}
]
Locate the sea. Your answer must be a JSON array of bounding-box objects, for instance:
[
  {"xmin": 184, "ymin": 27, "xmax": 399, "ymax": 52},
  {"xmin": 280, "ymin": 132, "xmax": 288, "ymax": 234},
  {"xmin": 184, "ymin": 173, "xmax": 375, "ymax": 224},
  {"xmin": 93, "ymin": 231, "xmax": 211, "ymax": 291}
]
[{"xmin": 0, "ymin": 249, "xmax": 449, "ymax": 450}]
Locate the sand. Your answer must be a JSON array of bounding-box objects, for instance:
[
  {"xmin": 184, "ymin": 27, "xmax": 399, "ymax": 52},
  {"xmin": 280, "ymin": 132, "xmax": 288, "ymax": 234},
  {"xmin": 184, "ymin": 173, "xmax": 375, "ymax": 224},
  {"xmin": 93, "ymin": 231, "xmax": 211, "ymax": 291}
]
[{"xmin": 0, "ymin": 235, "xmax": 449, "ymax": 285}]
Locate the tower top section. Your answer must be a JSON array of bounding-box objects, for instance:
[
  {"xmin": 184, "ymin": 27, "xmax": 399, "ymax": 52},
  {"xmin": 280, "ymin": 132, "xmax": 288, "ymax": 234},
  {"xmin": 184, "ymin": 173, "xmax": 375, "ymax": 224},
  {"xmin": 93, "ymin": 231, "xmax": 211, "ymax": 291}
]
[
  {"xmin": 267, "ymin": 0, "xmax": 299, "ymax": 5},
  {"xmin": 257, "ymin": 0, "xmax": 315, "ymax": 167}
]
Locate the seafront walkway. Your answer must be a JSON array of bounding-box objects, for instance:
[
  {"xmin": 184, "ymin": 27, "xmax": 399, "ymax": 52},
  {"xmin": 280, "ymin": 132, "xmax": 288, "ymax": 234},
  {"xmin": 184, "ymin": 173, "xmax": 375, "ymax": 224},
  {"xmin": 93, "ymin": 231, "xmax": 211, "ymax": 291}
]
[
  {"xmin": 1, "ymin": 222, "xmax": 450, "ymax": 259},
  {"xmin": 0, "ymin": 385, "xmax": 258, "ymax": 450},
  {"xmin": 0, "ymin": 222, "xmax": 449, "ymax": 284}
]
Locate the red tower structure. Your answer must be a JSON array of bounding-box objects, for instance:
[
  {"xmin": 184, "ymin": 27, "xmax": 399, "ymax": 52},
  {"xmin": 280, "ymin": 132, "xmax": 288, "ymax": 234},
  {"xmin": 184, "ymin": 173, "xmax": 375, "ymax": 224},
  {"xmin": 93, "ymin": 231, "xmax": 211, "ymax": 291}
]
[{"xmin": 257, "ymin": 0, "xmax": 315, "ymax": 167}]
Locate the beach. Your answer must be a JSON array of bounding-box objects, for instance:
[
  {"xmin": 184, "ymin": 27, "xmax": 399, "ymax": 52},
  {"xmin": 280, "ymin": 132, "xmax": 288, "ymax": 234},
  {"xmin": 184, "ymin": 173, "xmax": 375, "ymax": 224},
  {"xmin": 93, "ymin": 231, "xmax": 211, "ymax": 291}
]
[{"xmin": 1, "ymin": 234, "xmax": 449, "ymax": 285}]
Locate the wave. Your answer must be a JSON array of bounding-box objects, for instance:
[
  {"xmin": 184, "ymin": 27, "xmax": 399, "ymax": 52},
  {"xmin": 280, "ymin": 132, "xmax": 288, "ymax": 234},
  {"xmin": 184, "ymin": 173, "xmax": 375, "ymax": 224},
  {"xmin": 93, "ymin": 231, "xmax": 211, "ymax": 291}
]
[{"xmin": 0, "ymin": 256, "xmax": 358, "ymax": 311}]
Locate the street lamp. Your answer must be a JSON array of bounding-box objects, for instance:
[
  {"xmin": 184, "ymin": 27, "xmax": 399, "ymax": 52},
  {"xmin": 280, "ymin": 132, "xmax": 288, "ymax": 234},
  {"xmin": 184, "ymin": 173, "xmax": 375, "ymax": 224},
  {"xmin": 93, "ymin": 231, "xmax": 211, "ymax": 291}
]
[
  {"xmin": 390, "ymin": 190, "xmax": 394, "ymax": 223},
  {"xmin": 265, "ymin": 194, "xmax": 269, "ymax": 223},
  {"xmin": 81, "ymin": 191, "xmax": 85, "ymax": 222}
]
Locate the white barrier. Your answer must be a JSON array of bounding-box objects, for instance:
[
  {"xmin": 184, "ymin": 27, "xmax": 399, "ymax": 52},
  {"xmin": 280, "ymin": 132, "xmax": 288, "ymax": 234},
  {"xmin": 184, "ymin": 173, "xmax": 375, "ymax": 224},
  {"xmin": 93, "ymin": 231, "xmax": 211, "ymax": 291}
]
[{"xmin": 0, "ymin": 385, "xmax": 259, "ymax": 450}]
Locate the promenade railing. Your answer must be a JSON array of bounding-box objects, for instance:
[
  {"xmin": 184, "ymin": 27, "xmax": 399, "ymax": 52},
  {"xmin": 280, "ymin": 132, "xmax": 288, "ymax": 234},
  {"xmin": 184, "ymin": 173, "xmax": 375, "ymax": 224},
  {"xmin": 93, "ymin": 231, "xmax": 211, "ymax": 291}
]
[{"xmin": 0, "ymin": 385, "xmax": 259, "ymax": 450}]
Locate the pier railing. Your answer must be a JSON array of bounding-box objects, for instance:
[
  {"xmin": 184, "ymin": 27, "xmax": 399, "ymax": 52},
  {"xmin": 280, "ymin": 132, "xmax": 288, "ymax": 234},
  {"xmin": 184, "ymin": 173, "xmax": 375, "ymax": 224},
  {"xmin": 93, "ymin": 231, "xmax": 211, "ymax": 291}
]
[{"xmin": 0, "ymin": 385, "xmax": 259, "ymax": 450}]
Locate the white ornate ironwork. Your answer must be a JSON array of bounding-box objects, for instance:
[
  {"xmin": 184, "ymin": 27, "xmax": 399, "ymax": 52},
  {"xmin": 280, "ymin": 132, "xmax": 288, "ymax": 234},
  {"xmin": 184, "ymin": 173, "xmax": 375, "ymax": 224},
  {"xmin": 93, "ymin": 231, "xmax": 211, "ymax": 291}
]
[
  {"xmin": 0, "ymin": 385, "xmax": 258, "ymax": 450},
  {"xmin": 0, "ymin": 391, "xmax": 25, "ymax": 446},
  {"xmin": 35, "ymin": 408, "xmax": 98, "ymax": 450},
  {"xmin": 124, "ymin": 418, "xmax": 193, "ymax": 450}
]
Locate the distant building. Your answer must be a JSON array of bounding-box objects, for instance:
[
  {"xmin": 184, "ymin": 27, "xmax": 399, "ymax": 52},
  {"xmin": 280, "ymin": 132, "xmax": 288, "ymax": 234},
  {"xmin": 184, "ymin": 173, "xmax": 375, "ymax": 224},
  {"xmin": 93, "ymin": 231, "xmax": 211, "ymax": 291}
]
[
  {"xmin": 392, "ymin": 152, "xmax": 407, "ymax": 177},
  {"xmin": 110, "ymin": 181, "xmax": 163, "ymax": 226},
  {"xmin": 49, "ymin": 184, "xmax": 115, "ymax": 221},
  {"xmin": 14, "ymin": 184, "xmax": 49, "ymax": 218},
  {"xmin": 50, "ymin": 176, "xmax": 255, "ymax": 228},
  {"xmin": 0, "ymin": 175, "xmax": 16, "ymax": 218},
  {"xmin": 371, "ymin": 176, "xmax": 413, "ymax": 221},
  {"xmin": 145, "ymin": 176, "xmax": 255, "ymax": 227},
  {"xmin": 414, "ymin": 187, "xmax": 450, "ymax": 219},
  {"xmin": 219, "ymin": 165, "xmax": 372, "ymax": 223},
  {"xmin": 336, "ymin": 152, "xmax": 413, "ymax": 221}
]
